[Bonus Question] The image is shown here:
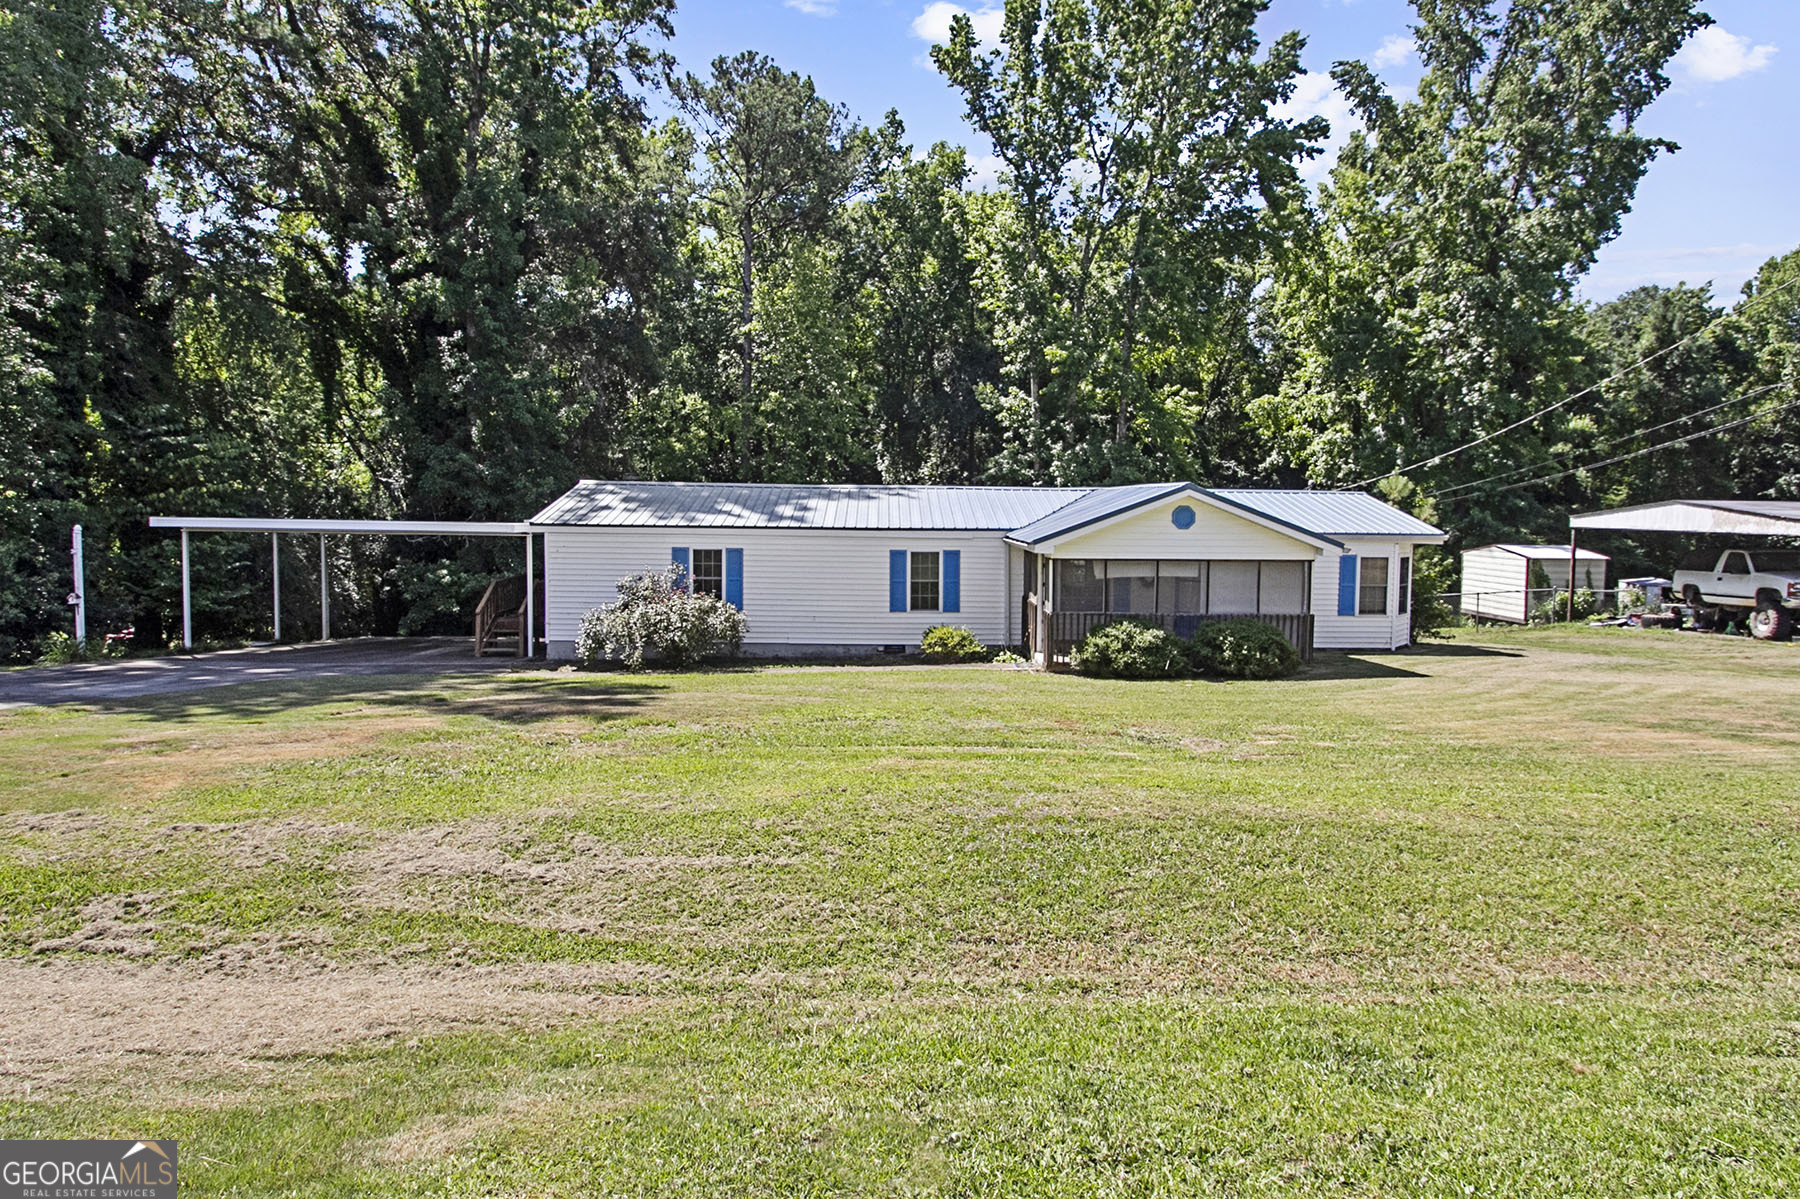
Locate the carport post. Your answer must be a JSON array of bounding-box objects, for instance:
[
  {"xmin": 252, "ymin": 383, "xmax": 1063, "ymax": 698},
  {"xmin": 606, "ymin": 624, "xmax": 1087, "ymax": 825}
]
[
  {"xmin": 1566, "ymin": 531, "xmax": 1577, "ymax": 624},
  {"xmin": 271, "ymin": 533, "xmax": 281, "ymax": 642},
  {"xmin": 524, "ymin": 533, "xmax": 534, "ymax": 658},
  {"xmin": 180, "ymin": 528, "xmax": 192, "ymax": 649},
  {"xmin": 319, "ymin": 533, "xmax": 330, "ymax": 642}
]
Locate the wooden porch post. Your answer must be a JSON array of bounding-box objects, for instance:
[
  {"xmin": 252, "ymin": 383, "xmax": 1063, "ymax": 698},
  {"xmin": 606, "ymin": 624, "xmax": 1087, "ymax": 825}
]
[{"xmin": 1036, "ymin": 555, "xmax": 1052, "ymax": 668}]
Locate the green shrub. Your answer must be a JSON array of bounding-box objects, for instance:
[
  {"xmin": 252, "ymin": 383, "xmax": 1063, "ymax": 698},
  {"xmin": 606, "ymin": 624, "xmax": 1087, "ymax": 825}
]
[
  {"xmin": 1070, "ymin": 620, "xmax": 1190, "ymax": 679},
  {"xmin": 920, "ymin": 625, "xmax": 987, "ymax": 663},
  {"xmin": 1529, "ymin": 587, "xmax": 1600, "ymax": 625},
  {"xmin": 1187, "ymin": 619, "xmax": 1299, "ymax": 680},
  {"xmin": 576, "ymin": 566, "xmax": 747, "ymax": 670},
  {"xmin": 36, "ymin": 631, "xmax": 93, "ymax": 665},
  {"xmin": 991, "ymin": 650, "xmax": 1026, "ymax": 666}
]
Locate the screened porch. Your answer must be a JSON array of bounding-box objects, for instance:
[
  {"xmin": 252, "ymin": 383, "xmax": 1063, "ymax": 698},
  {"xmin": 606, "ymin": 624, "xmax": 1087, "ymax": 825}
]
[{"xmin": 1022, "ymin": 556, "xmax": 1315, "ymax": 664}]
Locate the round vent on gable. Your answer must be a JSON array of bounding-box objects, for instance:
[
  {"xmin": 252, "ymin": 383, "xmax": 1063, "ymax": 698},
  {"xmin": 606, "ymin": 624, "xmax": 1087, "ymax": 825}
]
[{"xmin": 1171, "ymin": 504, "xmax": 1197, "ymax": 529}]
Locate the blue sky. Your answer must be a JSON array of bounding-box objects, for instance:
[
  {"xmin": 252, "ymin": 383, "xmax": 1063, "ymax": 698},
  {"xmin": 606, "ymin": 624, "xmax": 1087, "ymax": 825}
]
[{"xmin": 656, "ymin": 0, "xmax": 1794, "ymax": 304}]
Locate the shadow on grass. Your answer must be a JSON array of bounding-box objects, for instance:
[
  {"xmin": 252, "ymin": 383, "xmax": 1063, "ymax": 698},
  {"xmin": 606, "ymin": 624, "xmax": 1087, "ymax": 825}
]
[
  {"xmin": 89, "ymin": 673, "xmax": 667, "ymax": 726},
  {"xmin": 1296, "ymin": 642, "xmax": 1522, "ymax": 681}
]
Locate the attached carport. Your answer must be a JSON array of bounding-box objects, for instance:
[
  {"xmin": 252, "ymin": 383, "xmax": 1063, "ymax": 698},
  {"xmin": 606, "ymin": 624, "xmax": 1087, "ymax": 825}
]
[
  {"xmin": 146, "ymin": 516, "xmax": 533, "ymax": 651},
  {"xmin": 1568, "ymin": 499, "xmax": 1800, "ymax": 625}
]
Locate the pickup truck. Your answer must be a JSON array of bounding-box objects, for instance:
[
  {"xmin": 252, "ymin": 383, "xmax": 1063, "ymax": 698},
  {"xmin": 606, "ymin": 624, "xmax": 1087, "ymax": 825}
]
[{"xmin": 1672, "ymin": 548, "xmax": 1800, "ymax": 640}]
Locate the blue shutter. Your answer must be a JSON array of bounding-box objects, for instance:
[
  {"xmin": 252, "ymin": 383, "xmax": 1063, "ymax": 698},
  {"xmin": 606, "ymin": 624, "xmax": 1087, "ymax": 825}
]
[
  {"xmin": 725, "ymin": 548, "xmax": 743, "ymax": 610},
  {"xmin": 1337, "ymin": 554, "xmax": 1358, "ymax": 616},
  {"xmin": 889, "ymin": 550, "xmax": 908, "ymax": 612},
  {"xmin": 671, "ymin": 546, "xmax": 690, "ymax": 592},
  {"xmin": 942, "ymin": 550, "xmax": 961, "ymax": 613}
]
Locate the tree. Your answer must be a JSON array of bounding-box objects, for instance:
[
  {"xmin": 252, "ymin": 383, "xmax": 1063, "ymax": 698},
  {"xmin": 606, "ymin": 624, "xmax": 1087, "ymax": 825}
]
[
  {"xmin": 933, "ymin": 0, "xmax": 1324, "ymax": 483},
  {"xmin": 673, "ymin": 52, "xmax": 872, "ymax": 478},
  {"xmin": 1258, "ymin": 0, "xmax": 1706, "ymax": 544},
  {"xmin": 196, "ymin": 0, "xmax": 676, "ymax": 523}
]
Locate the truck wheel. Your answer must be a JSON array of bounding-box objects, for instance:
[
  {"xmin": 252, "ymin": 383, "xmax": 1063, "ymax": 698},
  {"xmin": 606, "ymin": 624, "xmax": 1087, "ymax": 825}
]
[{"xmin": 1750, "ymin": 600, "xmax": 1794, "ymax": 641}]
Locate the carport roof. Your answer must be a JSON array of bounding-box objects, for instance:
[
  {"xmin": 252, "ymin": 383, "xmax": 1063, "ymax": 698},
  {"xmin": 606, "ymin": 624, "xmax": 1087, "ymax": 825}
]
[
  {"xmin": 1568, "ymin": 500, "xmax": 1800, "ymax": 536},
  {"xmin": 148, "ymin": 516, "xmax": 530, "ymax": 536}
]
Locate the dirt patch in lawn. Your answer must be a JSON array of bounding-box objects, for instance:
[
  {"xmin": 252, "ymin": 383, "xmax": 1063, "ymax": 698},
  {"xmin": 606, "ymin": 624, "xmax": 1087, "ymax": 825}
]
[{"xmin": 0, "ymin": 957, "xmax": 653, "ymax": 1093}]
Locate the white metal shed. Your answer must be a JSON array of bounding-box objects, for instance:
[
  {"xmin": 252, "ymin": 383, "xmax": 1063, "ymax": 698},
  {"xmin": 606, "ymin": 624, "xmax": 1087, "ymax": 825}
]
[{"xmin": 1461, "ymin": 544, "xmax": 1609, "ymax": 624}]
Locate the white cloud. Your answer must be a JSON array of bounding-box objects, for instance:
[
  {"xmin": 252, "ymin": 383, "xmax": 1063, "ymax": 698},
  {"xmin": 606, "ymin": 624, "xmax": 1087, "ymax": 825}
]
[
  {"xmin": 1370, "ymin": 34, "xmax": 1414, "ymax": 69},
  {"xmin": 1274, "ymin": 71, "xmax": 1358, "ymax": 184},
  {"xmin": 1580, "ymin": 242, "xmax": 1791, "ymax": 300},
  {"xmin": 1673, "ymin": 26, "xmax": 1776, "ymax": 83},
  {"xmin": 785, "ymin": 0, "xmax": 836, "ymax": 13},
  {"xmin": 911, "ymin": 2, "xmax": 1005, "ymax": 46},
  {"xmin": 965, "ymin": 153, "xmax": 1005, "ymax": 191}
]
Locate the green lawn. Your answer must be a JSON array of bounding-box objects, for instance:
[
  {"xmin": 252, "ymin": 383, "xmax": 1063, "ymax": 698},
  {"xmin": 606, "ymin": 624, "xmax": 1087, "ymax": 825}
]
[{"xmin": 1, "ymin": 627, "xmax": 1796, "ymax": 1196}]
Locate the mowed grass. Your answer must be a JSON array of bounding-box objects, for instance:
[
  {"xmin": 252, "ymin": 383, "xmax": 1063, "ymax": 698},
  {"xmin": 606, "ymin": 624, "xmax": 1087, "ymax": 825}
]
[{"xmin": 0, "ymin": 626, "xmax": 1796, "ymax": 1195}]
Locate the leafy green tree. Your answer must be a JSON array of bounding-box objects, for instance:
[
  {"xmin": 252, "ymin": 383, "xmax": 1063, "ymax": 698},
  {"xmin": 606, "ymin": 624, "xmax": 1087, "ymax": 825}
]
[
  {"xmin": 673, "ymin": 52, "xmax": 873, "ymax": 478},
  {"xmin": 1258, "ymin": 0, "xmax": 1705, "ymax": 544},
  {"xmin": 933, "ymin": 0, "xmax": 1323, "ymax": 483}
]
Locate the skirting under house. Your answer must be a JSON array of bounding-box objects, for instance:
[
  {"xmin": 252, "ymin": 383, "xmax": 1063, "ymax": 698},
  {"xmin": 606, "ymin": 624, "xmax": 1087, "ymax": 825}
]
[{"xmin": 529, "ymin": 481, "xmax": 1446, "ymax": 664}]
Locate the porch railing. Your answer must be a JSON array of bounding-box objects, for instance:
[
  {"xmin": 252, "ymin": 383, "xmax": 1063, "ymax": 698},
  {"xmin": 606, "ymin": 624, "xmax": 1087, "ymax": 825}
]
[{"xmin": 1042, "ymin": 609, "xmax": 1313, "ymax": 664}]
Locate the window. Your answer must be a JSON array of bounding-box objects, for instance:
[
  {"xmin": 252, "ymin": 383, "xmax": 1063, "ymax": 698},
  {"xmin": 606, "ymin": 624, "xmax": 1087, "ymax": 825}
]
[
  {"xmin": 1108, "ymin": 560, "xmax": 1157, "ymax": 614},
  {"xmin": 1259, "ymin": 562, "xmax": 1307, "ymax": 615},
  {"xmin": 1721, "ymin": 552, "xmax": 1751, "ymax": 576},
  {"xmin": 691, "ymin": 549, "xmax": 723, "ymax": 599},
  {"xmin": 910, "ymin": 551, "xmax": 939, "ymax": 611},
  {"xmin": 1398, "ymin": 557, "xmax": 1411, "ymax": 615},
  {"xmin": 1359, "ymin": 555, "xmax": 1389, "ymax": 614},
  {"xmin": 1157, "ymin": 561, "xmax": 1203, "ymax": 614}
]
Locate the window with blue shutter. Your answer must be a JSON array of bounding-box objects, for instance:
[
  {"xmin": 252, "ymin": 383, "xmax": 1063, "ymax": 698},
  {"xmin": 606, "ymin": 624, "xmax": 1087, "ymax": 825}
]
[
  {"xmin": 889, "ymin": 550, "xmax": 908, "ymax": 612},
  {"xmin": 671, "ymin": 547, "xmax": 690, "ymax": 592},
  {"xmin": 725, "ymin": 548, "xmax": 743, "ymax": 610},
  {"xmin": 942, "ymin": 550, "xmax": 961, "ymax": 613},
  {"xmin": 1336, "ymin": 554, "xmax": 1359, "ymax": 616}
]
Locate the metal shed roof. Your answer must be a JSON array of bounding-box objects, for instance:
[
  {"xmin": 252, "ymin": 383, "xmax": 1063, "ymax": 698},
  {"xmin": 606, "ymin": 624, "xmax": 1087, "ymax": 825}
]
[
  {"xmin": 1474, "ymin": 544, "xmax": 1609, "ymax": 561},
  {"xmin": 529, "ymin": 481, "xmax": 1090, "ymax": 530},
  {"xmin": 1569, "ymin": 499, "xmax": 1800, "ymax": 536}
]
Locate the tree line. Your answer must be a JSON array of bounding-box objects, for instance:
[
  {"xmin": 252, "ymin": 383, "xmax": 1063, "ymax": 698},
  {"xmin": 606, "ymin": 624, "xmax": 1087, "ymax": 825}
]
[{"xmin": 2, "ymin": 0, "xmax": 1795, "ymax": 656}]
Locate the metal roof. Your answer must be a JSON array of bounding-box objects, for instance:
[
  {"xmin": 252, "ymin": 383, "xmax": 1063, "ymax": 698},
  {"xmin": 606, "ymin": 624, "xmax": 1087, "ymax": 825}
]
[
  {"xmin": 149, "ymin": 516, "xmax": 530, "ymax": 536},
  {"xmin": 1569, "ymin": 499, "xmax": 1800, "ymax": 536},
  {"xmin": 1000, "ymin": 482, "xmax": 1189, "ymax": 544},
  {"xmin": 529, "ymin": 481, "xmax": 1090, "ymax": 530},
  {"xmin": 1211, "ymin": 490, "xmax": 1446, "ymax": 539},
  {"xmin": 1475, "ymin": 544, "xmax": 1609, "ymax": 560},
  {"xmin": 530, "ymin": 480, "xmax": 1445, "ymax": 545}
]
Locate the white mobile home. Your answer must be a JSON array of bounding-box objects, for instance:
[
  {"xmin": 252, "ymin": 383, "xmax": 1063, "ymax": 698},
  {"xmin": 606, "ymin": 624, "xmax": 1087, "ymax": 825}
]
[
  {"xmin": 1459, "ymin": 544, "xmax": 1609, "ymax": 624},
  {"xmin": 531, "ymin": 482, "xmax": 1445, "ymax": 663}
]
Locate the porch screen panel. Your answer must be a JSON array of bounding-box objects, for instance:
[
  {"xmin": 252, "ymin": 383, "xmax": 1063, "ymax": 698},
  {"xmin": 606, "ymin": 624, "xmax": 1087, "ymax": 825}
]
[
  {"xmin": 1157, "ymin": 561, "xmax": 1203, "ymax": 614},
  {"xmin": 1208, "ymin": 561, "xmax": 1259, "ymax": 613},
  {"xmin": 1108, "ymin": 560, "xmax": 1157, "ymax": 614},
  {"xmin": 1258, "ymin": 561, "xmax": 1307, "ymax": 614},
  {"xmin": 1057, "ymin": 559, "xmax": 1105, "ymax": 611}
]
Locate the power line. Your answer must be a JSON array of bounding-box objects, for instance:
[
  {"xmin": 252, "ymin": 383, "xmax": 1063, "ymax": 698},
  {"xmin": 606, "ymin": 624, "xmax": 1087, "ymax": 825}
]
[
  {"xmin": 1450, "ymin": 388, "xmax": 1799, "ymax": 500},
  {"xmin": 1429, "ymin": 381, "xmax": 1787, "ymax": 500},
  {"xmin": 1335, "ymin": 271, "xmax": 1800, "ymax": 491}
]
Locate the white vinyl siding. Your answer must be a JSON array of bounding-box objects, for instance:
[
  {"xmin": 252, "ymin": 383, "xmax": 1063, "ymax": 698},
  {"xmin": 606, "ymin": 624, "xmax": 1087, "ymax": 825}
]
[
  {"xmin": 542, "ymin": 528, "xmax": 1009, "ymax": 656},
  {"xmin": 1314, "ymin": 540, "xmax": 1415, "ymax": 650}
]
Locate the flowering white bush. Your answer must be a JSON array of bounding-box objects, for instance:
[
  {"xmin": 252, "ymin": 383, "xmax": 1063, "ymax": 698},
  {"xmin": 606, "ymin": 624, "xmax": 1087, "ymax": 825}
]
[{"xmin": 575, "ymin": 565, "xmax": 747, "ymax": 669}]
